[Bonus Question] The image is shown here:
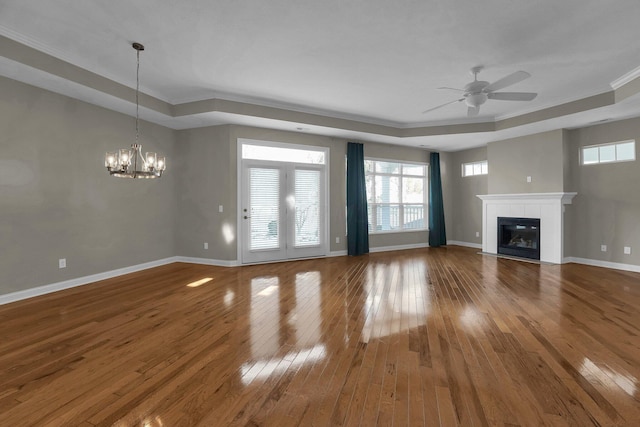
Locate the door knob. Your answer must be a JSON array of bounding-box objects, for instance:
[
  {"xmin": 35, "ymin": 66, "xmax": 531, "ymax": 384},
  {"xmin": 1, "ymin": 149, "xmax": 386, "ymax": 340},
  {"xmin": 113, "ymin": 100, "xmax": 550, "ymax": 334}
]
[{"xmin": 244, "ymin": 215, "xmax": 250, "ymax": 219}]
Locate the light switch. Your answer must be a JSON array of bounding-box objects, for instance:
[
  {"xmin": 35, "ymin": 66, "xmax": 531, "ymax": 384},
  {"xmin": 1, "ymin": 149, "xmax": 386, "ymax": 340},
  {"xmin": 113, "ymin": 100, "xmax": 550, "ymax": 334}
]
[{"xmin": 526, "ymin": 176, "xmax": 532, "ymax": 183}]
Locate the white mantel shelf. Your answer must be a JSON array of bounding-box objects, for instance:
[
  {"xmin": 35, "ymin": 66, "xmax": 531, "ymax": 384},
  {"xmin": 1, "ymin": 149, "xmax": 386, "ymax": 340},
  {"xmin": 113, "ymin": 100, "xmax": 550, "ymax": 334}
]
[
  {"xmin": 477, "ymin": 193, "xmax": 577, "ymax": 203},
  {"xmin": 476, "ymin": 192, "xmax": 577, "ymax": 264}
]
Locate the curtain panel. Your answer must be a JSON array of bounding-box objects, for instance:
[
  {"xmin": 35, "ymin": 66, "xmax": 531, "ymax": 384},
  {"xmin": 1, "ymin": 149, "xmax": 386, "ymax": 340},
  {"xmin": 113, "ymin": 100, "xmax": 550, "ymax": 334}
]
[
  {"xmin": 428, "ymin": 152, "xmax": 447, "ymax": 247},
  {"xmin": 346, "ymin": 142, "xmax": 370, "ymax": 255}
]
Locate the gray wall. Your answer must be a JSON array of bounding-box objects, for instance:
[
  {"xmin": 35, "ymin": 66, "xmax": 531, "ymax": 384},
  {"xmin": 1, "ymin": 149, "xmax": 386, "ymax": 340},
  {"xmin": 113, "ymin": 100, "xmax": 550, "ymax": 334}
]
[
  {"xmin": 565, "ymin": 119, "xmax": 640, "ymax": 265},
  {"xmin": 448, "ymin": 146, "xmax": 488, "ymax": 245},
  {"xmin": 174, "ymin": 125, "xmax": 235, "ymax": 260},
  {"xmin": 0, "ymin": 76, "xmax": 176, "ymax": 294},
  {"xmin": 487, "ymin": 130, "xmax": 565, "ymax": 194}
]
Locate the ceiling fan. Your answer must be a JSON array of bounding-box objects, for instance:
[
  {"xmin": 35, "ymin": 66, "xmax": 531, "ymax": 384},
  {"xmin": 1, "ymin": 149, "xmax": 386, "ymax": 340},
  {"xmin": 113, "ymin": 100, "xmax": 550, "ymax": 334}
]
[{"xmin": 423, "ymin": 66, "xmax": 537, "ymax": 117}]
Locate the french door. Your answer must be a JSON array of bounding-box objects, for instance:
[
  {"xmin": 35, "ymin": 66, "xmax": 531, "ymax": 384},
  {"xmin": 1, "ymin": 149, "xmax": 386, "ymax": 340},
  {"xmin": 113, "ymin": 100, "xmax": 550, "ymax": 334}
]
[{"xmin": 241, "ymin": 159, "xmax": 327, "ymax": 263}]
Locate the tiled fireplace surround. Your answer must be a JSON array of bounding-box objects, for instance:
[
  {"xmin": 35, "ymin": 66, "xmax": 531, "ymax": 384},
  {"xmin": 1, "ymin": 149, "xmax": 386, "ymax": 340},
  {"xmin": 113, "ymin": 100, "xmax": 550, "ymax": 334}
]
[{"xmin": 477, "ymin": 193, "xmax": 577, "ymax": 264}]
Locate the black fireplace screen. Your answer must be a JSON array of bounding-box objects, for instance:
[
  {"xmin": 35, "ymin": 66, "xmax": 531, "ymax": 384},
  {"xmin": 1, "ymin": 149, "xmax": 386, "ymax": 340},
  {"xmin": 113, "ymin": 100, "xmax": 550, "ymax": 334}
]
[{"xmin": 497, "ymin": 217, "xmax": 540, "ymax": 260}]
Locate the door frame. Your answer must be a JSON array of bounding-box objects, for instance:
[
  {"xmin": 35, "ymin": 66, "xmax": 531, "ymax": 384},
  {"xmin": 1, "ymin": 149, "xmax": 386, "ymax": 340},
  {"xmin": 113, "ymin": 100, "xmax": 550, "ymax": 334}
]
[{"xmin": 237, "ymin": 138, "xmax": 330, "ymax": 264}]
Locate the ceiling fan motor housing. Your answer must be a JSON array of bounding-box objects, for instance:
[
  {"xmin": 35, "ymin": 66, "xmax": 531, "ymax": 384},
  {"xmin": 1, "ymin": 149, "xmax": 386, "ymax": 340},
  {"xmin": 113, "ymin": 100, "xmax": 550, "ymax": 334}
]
[
  {"xmin": 465, "ymin": 92, "xmax": 488, "ymax": 108},
  {"xmin": 464, "ymin": 80, "xmax": 489, "ymax": 107}
]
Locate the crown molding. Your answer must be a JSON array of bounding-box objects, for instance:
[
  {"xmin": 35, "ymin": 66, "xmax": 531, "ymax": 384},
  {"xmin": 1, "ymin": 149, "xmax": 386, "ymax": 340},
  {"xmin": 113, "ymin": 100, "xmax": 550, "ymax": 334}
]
[
  {"xmin": 611, "ymin": 64, "xmax": 640, "ymax": 90},
  {"xmin": 0, "ymin": 25, "xmax": 170, "ymax": 102}
]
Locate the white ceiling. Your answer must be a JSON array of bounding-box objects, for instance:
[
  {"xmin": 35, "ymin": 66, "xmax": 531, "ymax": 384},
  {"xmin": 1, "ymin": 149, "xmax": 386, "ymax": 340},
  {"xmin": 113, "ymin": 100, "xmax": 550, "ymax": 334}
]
[{"xmin": 2, "ymin": 0, "xmax": 640, "ymax": 151}]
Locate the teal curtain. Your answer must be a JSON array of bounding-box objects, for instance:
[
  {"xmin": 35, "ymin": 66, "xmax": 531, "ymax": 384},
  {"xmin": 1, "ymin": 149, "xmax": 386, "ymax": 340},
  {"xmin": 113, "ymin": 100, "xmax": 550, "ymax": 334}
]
[
  {"xmin": 346, "ymin": 142, "xmax": 369, "ymax": 255},
  {"xmin": 428, "ymin": 152, "xmax": 447, "ymax": 247}
]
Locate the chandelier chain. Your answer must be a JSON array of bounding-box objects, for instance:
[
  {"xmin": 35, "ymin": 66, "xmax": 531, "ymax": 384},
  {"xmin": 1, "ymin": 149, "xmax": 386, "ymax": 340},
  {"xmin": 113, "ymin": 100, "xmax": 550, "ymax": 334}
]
[{"xmin": 135, "ymin": 47, "xmax": 140, "ymax": 144}]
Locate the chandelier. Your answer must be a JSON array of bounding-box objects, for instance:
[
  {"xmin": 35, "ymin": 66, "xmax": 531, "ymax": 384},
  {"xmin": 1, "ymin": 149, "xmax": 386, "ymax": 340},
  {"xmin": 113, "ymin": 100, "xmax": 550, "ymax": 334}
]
[{"xmin": 105, "ymin": 42, "xmax": 166, "ymax": 179}]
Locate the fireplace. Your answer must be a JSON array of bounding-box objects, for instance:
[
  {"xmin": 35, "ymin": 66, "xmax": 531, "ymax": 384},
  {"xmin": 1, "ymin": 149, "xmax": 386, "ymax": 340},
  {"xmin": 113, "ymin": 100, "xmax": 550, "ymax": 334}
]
[
  {"xmin": 497, "ymin": 217, "xmax": 540, "ymax": 260},
  {"xmin": 477, "ymin": 193, "xmax": 576, "ymax": 264}
]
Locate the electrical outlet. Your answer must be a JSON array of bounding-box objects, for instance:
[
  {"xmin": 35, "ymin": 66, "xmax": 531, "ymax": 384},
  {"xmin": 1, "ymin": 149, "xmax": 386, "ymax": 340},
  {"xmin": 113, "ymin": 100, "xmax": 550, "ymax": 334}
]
[
  {"xmin": 475, "ymin": 231, "xmax": 480, "ymax": 237},
  {"xmin": 601, "ymin": 245, "xmax": 607, "ymax": 252},
  {"xmin": 59, "ymin": 258, "xmax": 66, "ymax": 269},
  {"xmin": 335, "ymin": 237, "xmax": 340, "ymax": 244},
  {"xmin": 526, "ymin": 176, "xmax": 532, "ymax": 183},
  {"xmin": 204, "ymin": 242, "xmax": 209, "ymax": 250},
  {"xmin": 624, "ymin": 246, "xmax": 632, "ymax": 255},
  {"xmin": 218, "ymin": 205, "xmax": 223, "ymax": 213}
]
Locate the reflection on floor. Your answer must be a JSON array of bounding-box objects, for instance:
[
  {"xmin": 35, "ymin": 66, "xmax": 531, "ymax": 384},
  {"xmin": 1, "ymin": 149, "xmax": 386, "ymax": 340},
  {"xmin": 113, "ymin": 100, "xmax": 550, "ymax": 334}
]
[{"xmin": 0, "ymin": 246, "xmax": 639, "ymax": 426}]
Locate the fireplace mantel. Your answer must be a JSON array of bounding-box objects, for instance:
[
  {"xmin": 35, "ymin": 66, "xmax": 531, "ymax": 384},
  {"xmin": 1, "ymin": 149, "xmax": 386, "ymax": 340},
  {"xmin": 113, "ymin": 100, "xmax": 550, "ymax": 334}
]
[{"xmin": 476, "ymin": 192, "xmax": 577, "ymax": 264}]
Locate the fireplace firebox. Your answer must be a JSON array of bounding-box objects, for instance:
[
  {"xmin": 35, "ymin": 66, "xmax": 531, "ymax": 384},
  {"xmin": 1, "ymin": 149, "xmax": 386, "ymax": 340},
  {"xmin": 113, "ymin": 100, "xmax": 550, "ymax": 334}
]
[{"xmin": 497, "ymin": 217, "xmax": 540, "ymax": 260}]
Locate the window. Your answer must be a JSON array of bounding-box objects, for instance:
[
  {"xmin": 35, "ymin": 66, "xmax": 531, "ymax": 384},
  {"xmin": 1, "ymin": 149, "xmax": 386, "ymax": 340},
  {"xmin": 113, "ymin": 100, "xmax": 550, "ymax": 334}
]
[
  {"xmin": 364, "ymin": 159, "xmax": 428, "ymax": 233},
  {"xmin": 581, "ymin": 140, "xmax": 635, "ymax": 165},
  {"xmin": 242, "ymin": 144, "xmax": 325, "ymax": 164},
  {"xmin": 462, "ymin": 160, "xmax": 488, "ymax": 177}
]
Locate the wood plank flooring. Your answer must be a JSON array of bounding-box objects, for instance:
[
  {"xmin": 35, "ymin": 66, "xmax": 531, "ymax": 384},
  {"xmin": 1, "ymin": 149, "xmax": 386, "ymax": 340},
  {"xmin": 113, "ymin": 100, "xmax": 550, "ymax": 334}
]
[{"xmin": 1, "ymin": 246, "xmax": 639, "ymax": 426}]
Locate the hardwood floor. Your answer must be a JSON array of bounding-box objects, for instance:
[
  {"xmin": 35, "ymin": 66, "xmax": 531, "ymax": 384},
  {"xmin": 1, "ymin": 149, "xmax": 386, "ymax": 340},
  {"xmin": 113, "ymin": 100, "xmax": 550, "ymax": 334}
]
[{"xmin": 1, "ymin": 246, "xmax": 639, "ymax": 426}]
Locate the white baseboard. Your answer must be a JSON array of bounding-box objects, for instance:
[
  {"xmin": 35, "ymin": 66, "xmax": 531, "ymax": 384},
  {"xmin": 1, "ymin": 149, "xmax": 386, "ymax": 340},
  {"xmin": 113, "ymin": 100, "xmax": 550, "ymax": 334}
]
[
  {"xmin": 0, "ymin": 257, "xmax": 178, "ymax": 306},
  {"xmin": 447, "ymin": 240, "xmax": 482, "ymax": 249},
  {"xmin": 329, "ymin": 250, "xmax": 348, "ymax": 257},
  {"xmin": 174, "ymin": 256, "xmax": 240, "ymax": 267},
  {"xmin": 564, "ymin": 257, "xmax": 640, "ymax": 274},
  {"xmin": 369, "ymin": 242, "xmax": 429, "ymax": 253}
]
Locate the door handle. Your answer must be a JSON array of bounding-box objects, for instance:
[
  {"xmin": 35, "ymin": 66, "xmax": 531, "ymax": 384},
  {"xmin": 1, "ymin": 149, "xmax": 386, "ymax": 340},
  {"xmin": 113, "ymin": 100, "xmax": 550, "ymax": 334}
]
[{"xmin": 244, "ymin": 215, "xmax": 251, "ymax": 219}]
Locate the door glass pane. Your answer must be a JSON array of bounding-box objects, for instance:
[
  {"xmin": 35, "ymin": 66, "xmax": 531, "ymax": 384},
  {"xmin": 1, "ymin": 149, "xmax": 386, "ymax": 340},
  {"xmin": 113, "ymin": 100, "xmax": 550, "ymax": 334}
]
[
  {"xmin": 294, "ymin": 169, "xmax": 320, "ymax": 247},
  {"xmin": 250, "ymin": 168, "xmax": 280, "ymax": 250}
]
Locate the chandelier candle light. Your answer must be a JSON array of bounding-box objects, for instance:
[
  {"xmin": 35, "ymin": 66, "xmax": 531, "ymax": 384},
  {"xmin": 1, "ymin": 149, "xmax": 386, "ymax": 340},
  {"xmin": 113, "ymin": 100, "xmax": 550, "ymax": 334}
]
[{"xmin": 105, "ymin": 42, "xmax": 166, "ymax": 178}]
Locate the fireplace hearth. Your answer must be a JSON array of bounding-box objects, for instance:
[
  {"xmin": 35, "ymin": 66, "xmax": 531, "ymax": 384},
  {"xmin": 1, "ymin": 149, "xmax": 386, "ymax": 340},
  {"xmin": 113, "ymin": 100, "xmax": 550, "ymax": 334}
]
[{"xmin": 497, "ymin": 217, "xmax": 540, "ymax": 260}]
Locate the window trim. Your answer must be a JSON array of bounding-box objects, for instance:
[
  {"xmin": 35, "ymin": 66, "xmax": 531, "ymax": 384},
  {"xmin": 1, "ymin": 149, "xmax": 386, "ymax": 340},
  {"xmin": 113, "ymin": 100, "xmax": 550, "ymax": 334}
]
[
  {"xmin": 461, "ymin": 160, "xmax": 488, "ymax": 177},
  {"xmin": 580, "ymin": 140, "xmax": 636, "ymax": 165},
  {"xmin": 364, "ymin": 158, "xmax": 429, "ymax": 234}
]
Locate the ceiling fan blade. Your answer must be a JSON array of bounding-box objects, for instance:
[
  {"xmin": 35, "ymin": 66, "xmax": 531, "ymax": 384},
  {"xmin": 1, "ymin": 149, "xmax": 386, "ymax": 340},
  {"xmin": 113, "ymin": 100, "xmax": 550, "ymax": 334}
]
[
  {"xmin": 422, "ymin": 98, "xmax": 464, "ymax": 114},
  {"xmin": 488, "ymin": 92, "xmax": 537, "ymax": 101},
  {"xmin": 484, "ymin": 71, "xmax": 530, "ymax": 92},
  {"xmin": 467, "ymin": 106, "xmax": 480, "ymax": 117},
  {"xmin": 437, "ymin": 86, "xmax": 465, "ymax": 92}
]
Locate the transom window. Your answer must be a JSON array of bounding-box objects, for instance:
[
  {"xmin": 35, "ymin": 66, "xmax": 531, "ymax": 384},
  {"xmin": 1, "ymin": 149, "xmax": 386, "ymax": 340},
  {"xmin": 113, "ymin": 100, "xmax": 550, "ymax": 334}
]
[
  {"xmin": 462, "ymin": 160, "xmax": 488, "ymax": 176},
  {"xmin": 242, "ymin": 144, "xmax": 325, "ymax": 164},
  {"xmin": 581, "ymin": 140, "xmax": 635, "ymax": 165},
  {"xmin": 364, "ymin": 159, "xmax": 428, "ymax": 233}
]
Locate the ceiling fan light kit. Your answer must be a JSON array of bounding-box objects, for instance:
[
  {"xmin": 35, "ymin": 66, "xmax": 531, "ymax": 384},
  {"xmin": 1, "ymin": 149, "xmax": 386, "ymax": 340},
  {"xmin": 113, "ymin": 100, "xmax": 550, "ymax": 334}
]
[{"xmin": 423, "ymin": 65, "xmax": 538, "ymax": 117}]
